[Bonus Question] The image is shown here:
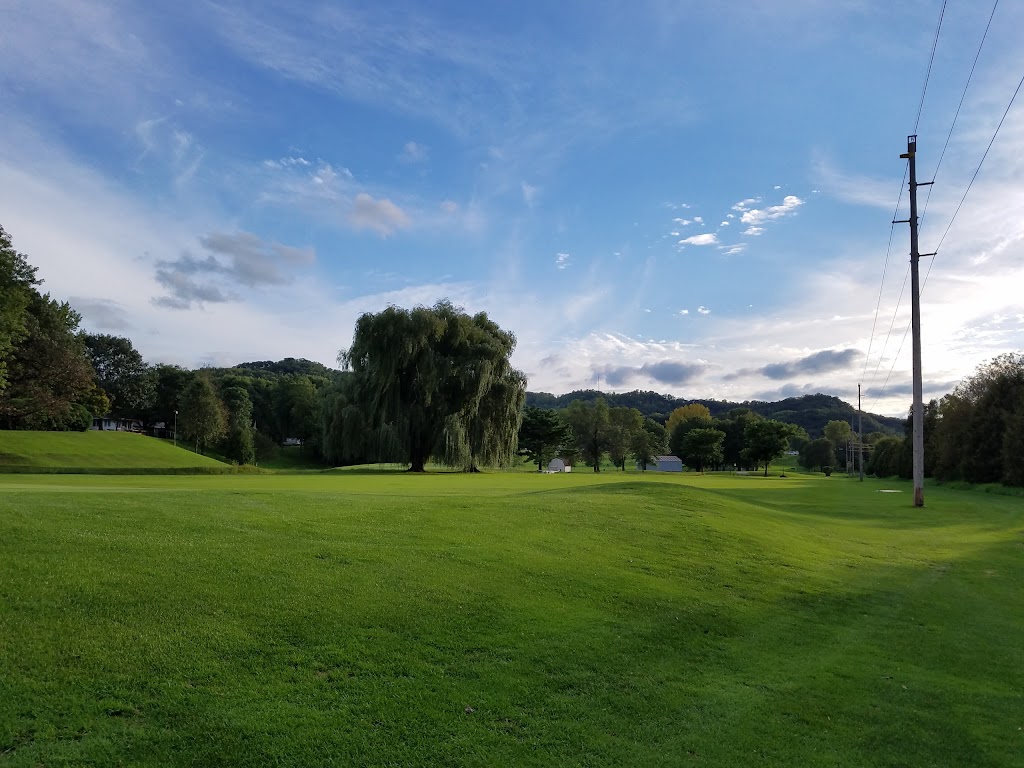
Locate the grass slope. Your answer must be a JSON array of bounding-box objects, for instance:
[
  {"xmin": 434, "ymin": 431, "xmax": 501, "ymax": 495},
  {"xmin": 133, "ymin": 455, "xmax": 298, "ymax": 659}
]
[
  {"xmin": 0, "ymin": 431, "xmax": 226, "ymax": 470},
  {"xmin": 0, "ymin": 471, "xmax": 1021, "ymax": 766}
]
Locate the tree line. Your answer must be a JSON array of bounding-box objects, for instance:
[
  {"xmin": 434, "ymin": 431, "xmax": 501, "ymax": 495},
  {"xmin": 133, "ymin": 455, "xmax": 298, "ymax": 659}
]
[
  {"xmin": 5, "ymin": 224, "xmax": 1021, "ymax": 483},
  {"xmin": 527, "ymin": 389, "xmax": 902, "ymax": 439},
  {"xmin": 865, "ymin": 353, "xmax": 1024, "ymax": 487},
  {"xmin": 520, "ymin": 400, "xmax": 804, "ymax": 476}
]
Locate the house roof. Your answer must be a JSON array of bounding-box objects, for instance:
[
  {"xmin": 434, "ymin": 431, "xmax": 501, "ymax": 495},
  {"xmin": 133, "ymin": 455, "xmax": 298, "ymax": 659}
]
[{"xmin": 655, "ymin": 455, "xmax": 682, "ymax": 462}]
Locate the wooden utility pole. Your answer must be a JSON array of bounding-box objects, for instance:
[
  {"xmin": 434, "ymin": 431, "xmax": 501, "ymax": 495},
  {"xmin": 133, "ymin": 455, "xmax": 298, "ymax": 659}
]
[
  {"xmin": 858, "ymin": 383, "xmax": 864, "ymax": 482},
  {"xmin": 898, "ymin": 135, "xmax": 932, "ymax": 507}
]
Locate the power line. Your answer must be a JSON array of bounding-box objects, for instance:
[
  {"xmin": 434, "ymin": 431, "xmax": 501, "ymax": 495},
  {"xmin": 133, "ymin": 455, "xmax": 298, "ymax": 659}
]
[
  {"xmin": 920, "ymin": 0, "xmax": 1000, "ymax": 229},
  {"xmin": 870, "ymin": 64, "xmax": 1022, "ymax": 409},
  {"xmin": 868, "ymin": 1, "xmax": 1012, "ymax": 410},
  {"xmin": 929, "ymin": 70, "xmax": 1024, "ymax": 262},
  {"xmin": 914, "ymin": 0, "xmax": 948, "ymax": 134},
  {"xmin": 867, "ymin": 266, "xmax": 910, "ymax": 410},
  {"xmin": 863, "ymin": 0, "xmax": 948, "ymax": 395},
  {"xmin": 861, "ymin": 166, "xmax": 908, "ymax": 382}
]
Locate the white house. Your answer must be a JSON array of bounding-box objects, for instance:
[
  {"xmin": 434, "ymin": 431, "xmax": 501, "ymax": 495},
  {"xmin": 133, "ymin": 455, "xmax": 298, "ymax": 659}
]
[
  {"xmin": 91, "ymin": 416, "xmax": 143, "ymax": 432},
  {"xmin": 639, "ymin": 455, "xmax": 684, "ymax": 472}
]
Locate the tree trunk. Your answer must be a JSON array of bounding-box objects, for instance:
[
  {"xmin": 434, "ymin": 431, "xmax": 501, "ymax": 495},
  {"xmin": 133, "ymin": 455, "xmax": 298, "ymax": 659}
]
[{"xmin": 764, "ymin": 463, "xmax": 769, "ymax": 477}]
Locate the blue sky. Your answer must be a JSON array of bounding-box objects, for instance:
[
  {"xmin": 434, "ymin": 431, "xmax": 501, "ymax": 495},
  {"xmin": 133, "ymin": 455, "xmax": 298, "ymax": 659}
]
[{"xmin": 2, "ymin": 0, "xmax": 1023, "ymax": 415}]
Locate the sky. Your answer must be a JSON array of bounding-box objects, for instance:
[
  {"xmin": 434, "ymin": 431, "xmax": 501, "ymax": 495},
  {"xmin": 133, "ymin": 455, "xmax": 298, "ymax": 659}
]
[{"xmin": 2, "ymin": 0, "xmax": 1023, "ymax": 416}]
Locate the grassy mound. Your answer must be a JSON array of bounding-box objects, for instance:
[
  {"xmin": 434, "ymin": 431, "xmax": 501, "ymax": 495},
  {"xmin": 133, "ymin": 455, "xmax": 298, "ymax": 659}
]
[
  {"xmin": 0, "ymin": 430, "xmax": 226, "ymax": 471},
  {"xmin": 0, "ymin": 472, "xmax": 1020, "ymax": 766}
]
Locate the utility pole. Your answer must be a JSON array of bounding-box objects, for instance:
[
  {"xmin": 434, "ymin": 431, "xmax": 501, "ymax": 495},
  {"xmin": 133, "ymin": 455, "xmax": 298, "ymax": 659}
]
[
  {"xmin": 858, "ymin": 383, "xmax": 864, "ymax": 482},
  {"xmin": 897, "ymin": 135, "xmax": 932, "ymax": 507}
]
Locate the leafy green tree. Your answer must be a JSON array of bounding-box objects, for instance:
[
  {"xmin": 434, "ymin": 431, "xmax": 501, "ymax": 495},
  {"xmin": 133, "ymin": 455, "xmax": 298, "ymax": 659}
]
[
  {"xmin": 607, "ymin": 406, "xmax": 644, "ymax": 470},
  {"xmin": 668, "ymin": 414, "xmax": 713, "ymax": 464},
  {"xmin": 462, "ymin": 368, "xmax": 526, "ymax": 471},
  {"xmin": 1001, "ymin": 399, "xmax": 1024, "ymax": 487},
  {"xmin": 221, "ymin": 385, "xmax": 256, "ymax": 465},
  {"xmin": 682, "ymin": 428, "xmax": 725, "ymax": 473},
  {"xmin": 0, "ymin": 225, "xmax": 39, "ymax": 393},
  {"xmin": 715, "ymin": 408, "xmax": 762, "ymax": 469},
  {"xmin": 180, "ymin": 376, "xmax": 227, "ymax": 455},
  {"xmin": 824, "ymin": 419, "xmax": 853, "ymax": 468},
  {"xmin": 743, "ymin": 419, "xmax": 798, "ymax": 476},
  {"xmin": 340, "ymin": 300, "xmax": 524, "ymax": 472},
  {"xmin": 929, "ymin": 353, "xmax": 1024, "ymax": 485},
  {"xmin": 867, "ymin": 436, "xmax": 903, "ymax": 478},
  {"xmin": 799, "ymin": 437, "xmax": 834, "ymax": 471},
  {"xmin": 144, "ymin": 364, "xmax": 194, "ymax": 429},
  {"xmin": 0, "ymin": 292, "xmax": 97, "ymax": 429},
  {"xmin": 632, "ymin": 417, "xmax": 668, "ymax": 471},
  {"xmin": 666, "ymin": 403, "xmax": 712, "ymax": 435},
  {"xmin": 274, "ymin": 375, "xmax": 320, "ymax": 444},
  {"xmin": 565, "ymin": 397, "xmax": 611, "ymax": 472},
  {"xmin": 518, "ymin": 405, "xmax": 573, "ymax": 471},
  {"xmin": 82, "ymin": 333, "xmax": 154, "ymax": 419}
]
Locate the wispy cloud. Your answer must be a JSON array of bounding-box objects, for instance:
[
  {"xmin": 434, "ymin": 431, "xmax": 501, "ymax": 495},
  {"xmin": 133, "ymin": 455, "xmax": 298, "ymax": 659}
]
[
  {"xmin": 521, "ymin": 181, "xmax": 539, "ymax": 207},
  {"xmin": 153, "ymin": 231, "xmax": 315, "ymax": 309},
  {"xmin": 398, "ymin": 141, "xmax": 428, "ymax": 163},
  {"xmin": 740, "ymin": 195, "xmax": 803, "ymax": 226},
  {"xmin": 678, "ymin": 233, "xmax": 718, "ymax": 246},
  {"xmin": 812, "ymin": 154, "xmax": 899, "ymax": 208},
  {"xmin": 348, "ymin": 193, "xmax": 411, "ymax": 236},
  {"xmin": 732, "ymin": 197, "xmax": 761, "ymax": 212},
  {"xmin": 555, "ymin": 252, "xmax": 570, "ymax": 269}
]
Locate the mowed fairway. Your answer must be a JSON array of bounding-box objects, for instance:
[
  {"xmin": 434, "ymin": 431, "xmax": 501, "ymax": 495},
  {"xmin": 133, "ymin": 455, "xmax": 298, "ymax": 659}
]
[{"xmin": 0, "ymin": 471, "xmax": 1021, "ymax": 766}]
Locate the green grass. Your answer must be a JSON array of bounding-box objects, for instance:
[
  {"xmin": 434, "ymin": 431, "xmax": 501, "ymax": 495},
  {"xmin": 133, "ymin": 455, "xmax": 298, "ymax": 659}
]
[
  {"xmin": 0, "ymin": 431, "xmax": 226, "ymax": 471},
  {"xmin": 0, "ymin": 470, "xmax": 1021, "ymax": 766}
]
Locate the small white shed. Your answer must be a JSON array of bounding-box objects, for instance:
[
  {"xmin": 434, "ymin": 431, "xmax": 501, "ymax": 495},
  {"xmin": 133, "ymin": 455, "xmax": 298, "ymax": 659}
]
[
  {"xmin": 641, "ymin": 455, "xmax": 683, "ymax": 472},
  {"xmin": 547, "ymin": 458, "xmax": 567, "ymax": 473}
]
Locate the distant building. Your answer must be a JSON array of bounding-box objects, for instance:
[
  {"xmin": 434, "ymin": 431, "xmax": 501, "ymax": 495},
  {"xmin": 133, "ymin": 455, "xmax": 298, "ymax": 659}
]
[
  {"xmin": 639, "ymin": 455, "xmax": 684, "ymax": 472},
  {"xmin": 91, "ymin": 416, "xmax": 143, "ymax": 432},
  {"xmin": 546, "ymin": 458, "xmax": 572, "ymax": 473}
]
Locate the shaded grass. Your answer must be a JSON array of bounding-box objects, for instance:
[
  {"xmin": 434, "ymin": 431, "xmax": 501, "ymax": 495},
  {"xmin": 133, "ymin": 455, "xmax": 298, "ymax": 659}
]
[
  {"xmin": 0, "ymin": 471, "xmax": 1021, "ymax": 766},
  {"xmin": 0, "ymin": 431, "xmax": 226, "ymax": 471}
]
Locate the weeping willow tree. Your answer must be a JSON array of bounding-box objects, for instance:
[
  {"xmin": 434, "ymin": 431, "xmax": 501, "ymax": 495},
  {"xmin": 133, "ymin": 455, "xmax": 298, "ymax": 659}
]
[{"xmin": 337, "ymin": 300, "xmax": 526, "ymax": 472}]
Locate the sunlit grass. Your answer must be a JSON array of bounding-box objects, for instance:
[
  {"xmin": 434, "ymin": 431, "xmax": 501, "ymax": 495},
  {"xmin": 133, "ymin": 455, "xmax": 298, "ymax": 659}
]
[{"xmin": 0, "ymin": 470, "xmax": 1020, "ymax": 766}]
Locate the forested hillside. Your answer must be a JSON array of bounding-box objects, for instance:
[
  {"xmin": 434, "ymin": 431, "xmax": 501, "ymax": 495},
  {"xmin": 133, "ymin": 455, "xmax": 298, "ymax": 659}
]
[{"xmin": 526, "ymin": 389, "xmax": 903, "ymax": 438}]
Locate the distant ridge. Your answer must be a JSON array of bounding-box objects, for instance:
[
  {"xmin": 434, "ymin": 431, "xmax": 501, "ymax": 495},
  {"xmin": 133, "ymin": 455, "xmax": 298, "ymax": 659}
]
[{"xmin": 525, "ymin": 390, "xmax": 903, "ymax": 438}]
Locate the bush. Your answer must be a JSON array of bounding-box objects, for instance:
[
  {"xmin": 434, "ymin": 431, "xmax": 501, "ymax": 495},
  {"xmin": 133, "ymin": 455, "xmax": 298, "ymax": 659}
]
[{"xmin": 822, "ymin": 466, "xmax": 832, "ymax": 477}]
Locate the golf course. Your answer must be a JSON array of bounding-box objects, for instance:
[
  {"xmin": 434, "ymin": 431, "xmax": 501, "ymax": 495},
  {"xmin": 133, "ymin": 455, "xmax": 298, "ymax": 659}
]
[{"xmin": 1, "ymin": 435, "xmax": 1021, "ymax": 766}]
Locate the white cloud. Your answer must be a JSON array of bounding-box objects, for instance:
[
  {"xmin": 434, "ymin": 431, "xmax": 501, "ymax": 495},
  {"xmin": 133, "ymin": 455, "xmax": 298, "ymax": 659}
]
[
  {"xmin": 399, "ymin": 141, "xmax": 428, "ymax": 163},
  {"xmin": 698, "ymin": 306, "xmax": 711, "ymax": 315},
  {"xmin": 673, "ymin": 218, "xmax": 692, "ymax": 226},
  {"xmin": 521, "ymin": 181, "xmax": 539, "ymax": 207},
  {"xmin": 732, "ymin": 197, "xmax": 761, "ymax": 211},
  {"xmin": 693, "ymin": 216, "xmax": 704, "ymax": 224},
  {"xmin": 678, "ymin": 233, "xmax": 718, "ymax": 246},
  {"xmin": 347, "ymin": 193, "xmax": 410, "ymax": 236},
  {"xmin": 555, "ymin": 252, "xmax": 570, "ymax": 269},
  {"xmin": 774, "ymin": 185, "xmax": 781, "ymax": 190},
  {"xmin": 812, "ymin": 154, "xmax": 898, "ymax": 208},
  {"xmin": 721, "ymin": 244, "xmax": 747, "ymax": 255},
  {"xmin": 678, "ymin": 309, "xmax": 689, "ymax": 315},
  {"xmin": 744, "ymin": 226, "xmax": 764, "ymax": 236},
  {"xmin": 740, "ymin": 195, "xmax": 804, "ymax": 226},
  {"xmin": 720, "ymin": 221, "xmax": 729, "ymax": 226}
]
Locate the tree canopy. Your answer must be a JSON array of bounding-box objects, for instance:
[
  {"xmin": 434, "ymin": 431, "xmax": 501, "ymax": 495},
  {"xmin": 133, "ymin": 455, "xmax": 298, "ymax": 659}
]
[
  {"xmin": 518, "ymin": 405, "xmax": 572, "ymax": 471},
  {"xmin": 564, "ymin": 397, "xmax": 611, "ymax": 472},
  {"xmin": 338, "ymin": 301, "xmax": 525, "ymax": 472}
]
